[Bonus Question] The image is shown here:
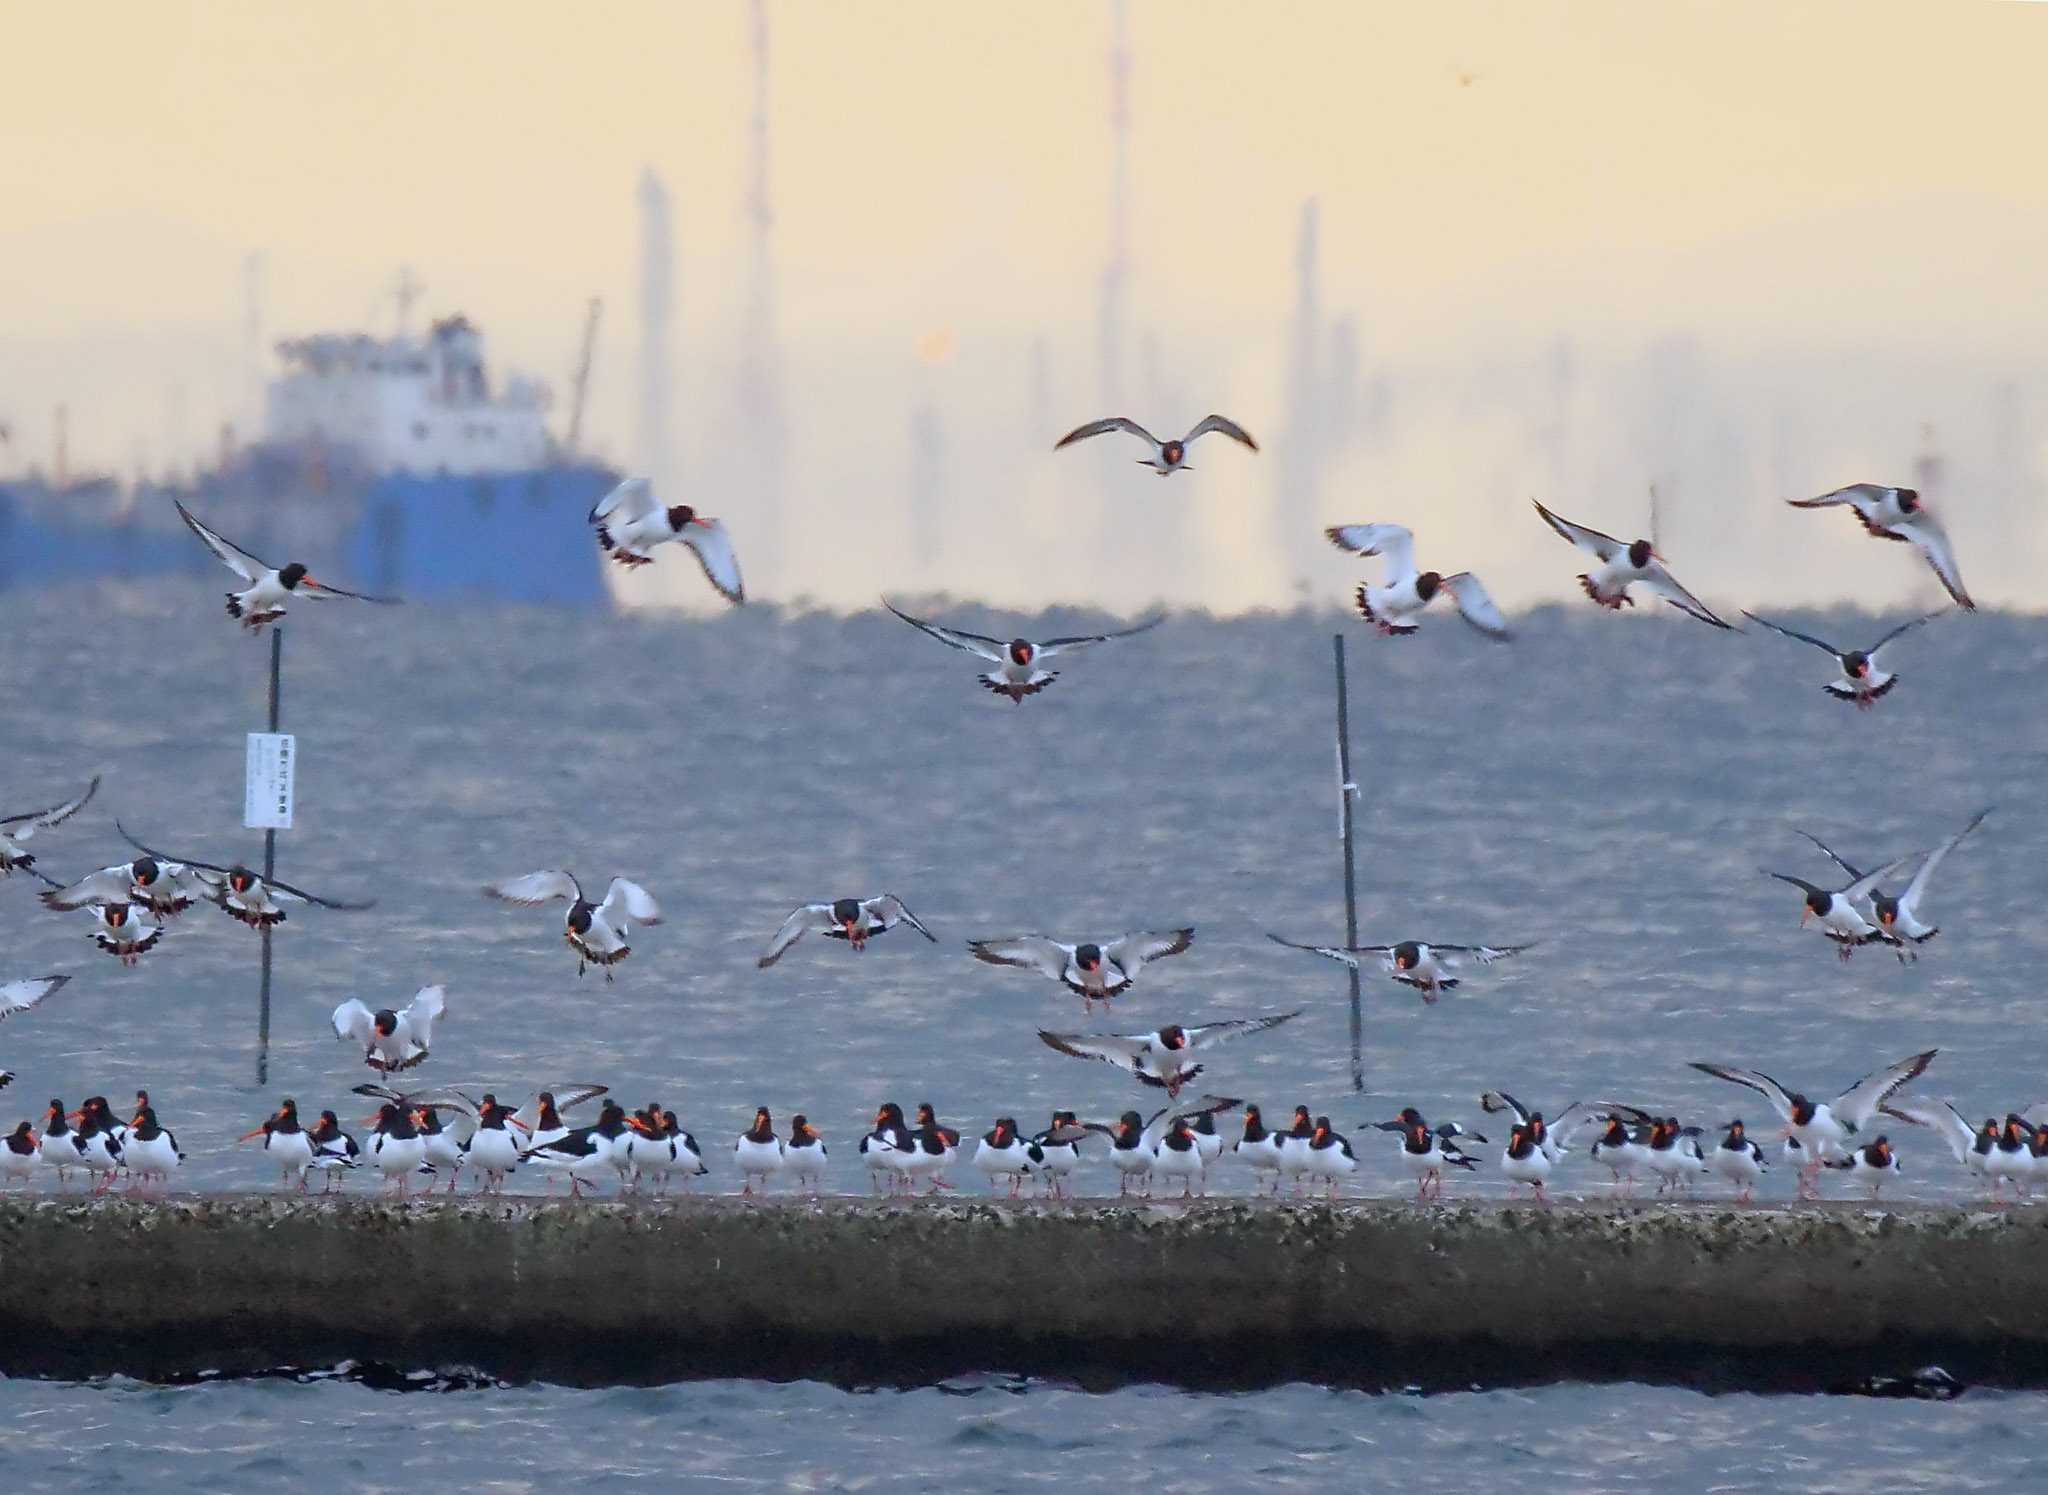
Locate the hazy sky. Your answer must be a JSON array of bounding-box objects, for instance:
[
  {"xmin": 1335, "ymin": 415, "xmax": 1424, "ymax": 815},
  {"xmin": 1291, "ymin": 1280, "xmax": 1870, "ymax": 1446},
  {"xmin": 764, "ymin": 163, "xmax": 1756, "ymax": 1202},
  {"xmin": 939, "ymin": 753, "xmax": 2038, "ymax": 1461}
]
[{"xmin": 5, "ymin": 1, "xmax": 2045, "ymax": 611}]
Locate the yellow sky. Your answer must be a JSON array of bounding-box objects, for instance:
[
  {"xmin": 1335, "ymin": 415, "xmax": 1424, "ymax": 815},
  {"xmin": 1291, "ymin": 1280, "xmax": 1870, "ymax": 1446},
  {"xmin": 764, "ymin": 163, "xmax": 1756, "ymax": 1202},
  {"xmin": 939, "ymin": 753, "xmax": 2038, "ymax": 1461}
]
[{"xmin": 4, "ymin": 1, "xmax": 2045, "ymax": 609}]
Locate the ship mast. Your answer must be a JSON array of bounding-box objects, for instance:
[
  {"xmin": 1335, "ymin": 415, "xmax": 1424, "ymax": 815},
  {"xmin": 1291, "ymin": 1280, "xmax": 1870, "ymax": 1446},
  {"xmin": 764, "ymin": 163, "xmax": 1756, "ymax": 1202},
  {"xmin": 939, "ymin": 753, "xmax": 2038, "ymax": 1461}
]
[
  {"xmin": 736, "ymin": 0, "xmax": 785, "ymax": 591},
  {"xmin": 565, "ymin": 296, "xmax": 602, "ymax": 460}
]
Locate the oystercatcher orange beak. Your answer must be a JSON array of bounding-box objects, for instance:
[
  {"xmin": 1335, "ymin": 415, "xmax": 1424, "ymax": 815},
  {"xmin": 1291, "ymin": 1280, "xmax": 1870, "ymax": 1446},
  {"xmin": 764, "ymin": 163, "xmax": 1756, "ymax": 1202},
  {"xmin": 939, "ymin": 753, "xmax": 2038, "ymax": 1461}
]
[
  {"xmin": 1799, "ymin": 907, "xmax": 1811, "ymax": 927},
  {"xmin": 508, "ymin": 1116, "xmax": 531, "ymax": 1132},
  {"xmin": 238, "ymin": 1127, "xmax": 267, "ymax": 1141}
]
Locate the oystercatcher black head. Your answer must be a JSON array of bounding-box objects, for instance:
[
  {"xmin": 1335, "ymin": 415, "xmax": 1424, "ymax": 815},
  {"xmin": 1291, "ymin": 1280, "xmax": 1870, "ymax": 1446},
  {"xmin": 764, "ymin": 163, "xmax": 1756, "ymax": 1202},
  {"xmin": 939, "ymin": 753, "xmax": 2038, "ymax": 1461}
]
[
  {"xmin": 665, "ymin": 504, "xmax": 698, "ymax": 530},
  {"xmin": 5, "ymin": 1121, "xmax": 32, "ymax": 1153},
  {"xmin": 1788, "ymin": 1094, "xmax": 1816, "ymax": 1125},
  {"xmin": 131, "ymin": 857, "xmax": 161, "ymax": 886},
  {"xmin": 1842, "ymin": 651, "xmax": 1871, "ymax": 678},
  {"xmin": 1896, "ymin": 487, "xmax": 1920, "ymax": 513},
  {"xmin": 278, "ymin": 562, "xmax": 309, "ymax": 589},
  {"xmin": 831, "ymin": 897, "xmax": 862, "ymax": 926},
  {"xmin": 1114, "ymin": 1111, "xmax": 1142, "ymax": 1142},
  {"xmin": 105, "ymin": 904, "xmax": 130, "ymax": 928},
  {"xmin": 1007, "ymin": 639, "xmax": 1033, "ymax": 666},
  {"xmin": 227, "ymin": 868, "xmax": 257, "ymax": 894},
  {"xmin": 1415, "ymin": 572, "xmax": 1443, "ymax": 602},
  {"xmin": 745, "ymin": 1106, "xmax": 775, "ymax": 1143},
  {"xmin": 1161, "ymin": 440, "xmax": 1184, "ymax": 464},
  {"xmin": 1507, "ymin": 1124, "xmax": 1537, "ymax": 1160},
  {"xmin": 1191, "ymin": 1111, "xmax": 1217, "ymax": 1136},
  {"xmin": 1801, "ymin": 889, "xmax": 1832, "ymax": 922},
  {"xmin": 1075, "ymin": 943, "xmax": 1103, "ymax": 971},
  {"xmin": 566, "ymin": 902, "xmax": 594, "ymax": 935},
  {"xmin": 1391, "ymin": 942, "xmax": 1421, "ymax": 970},
  {"xmin": 1627, "ymin": 538, "xmax": 1654, "ymax": 569},
  {"xmin": 373, "ymin": 1009, "xmax": 399, "ymax": 1037},
  {"xmin": 1159, "ymin": 1025, "xmax": 1187, "ymax": 1050}
]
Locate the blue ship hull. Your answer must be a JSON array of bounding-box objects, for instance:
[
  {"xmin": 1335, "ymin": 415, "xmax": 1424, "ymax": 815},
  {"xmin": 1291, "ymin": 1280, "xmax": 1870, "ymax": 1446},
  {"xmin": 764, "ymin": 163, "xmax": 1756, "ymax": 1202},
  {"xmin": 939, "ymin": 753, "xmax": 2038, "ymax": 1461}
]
[{"xmin": 0, "ymin": 464, "xmax": 616, "ymax": 606}]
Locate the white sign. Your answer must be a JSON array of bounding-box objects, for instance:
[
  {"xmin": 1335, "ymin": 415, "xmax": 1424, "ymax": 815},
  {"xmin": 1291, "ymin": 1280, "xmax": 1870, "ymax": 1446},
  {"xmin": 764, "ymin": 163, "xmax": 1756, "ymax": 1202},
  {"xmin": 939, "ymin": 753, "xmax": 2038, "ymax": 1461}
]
[{"xmin": 244, "ymin": 733, "xmax": 296, "ymax": 830}]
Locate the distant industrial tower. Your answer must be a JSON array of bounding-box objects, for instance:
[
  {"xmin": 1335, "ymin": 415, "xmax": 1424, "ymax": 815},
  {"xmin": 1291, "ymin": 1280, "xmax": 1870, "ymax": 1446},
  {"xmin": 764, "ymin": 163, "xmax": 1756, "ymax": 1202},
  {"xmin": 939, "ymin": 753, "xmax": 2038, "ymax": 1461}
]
[
  {"xmin": 736, "ymin": 0, "xmax": 786, "ymax": 594},
  {"xmin": 1097, "ymin": 0, "xmax": 1132, "ymax": 416},
  {"xmin": 241, "ymin": 251, "xmax": 266, "ymax": 439},
  {"xmin": 1277, "ymin": 199, "xmax": 1325, "ymax": 594},
  {"xmin": 637, "ymin": 168, "xmax": 675, "ymax": 489}
]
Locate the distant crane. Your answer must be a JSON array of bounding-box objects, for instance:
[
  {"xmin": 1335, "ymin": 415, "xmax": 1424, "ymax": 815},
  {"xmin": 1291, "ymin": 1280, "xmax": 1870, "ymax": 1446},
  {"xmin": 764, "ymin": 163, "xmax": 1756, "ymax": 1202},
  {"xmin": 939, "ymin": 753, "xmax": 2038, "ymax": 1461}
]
[{"xmin": 565, "ymin": 296, "xmax": 602, "ymax": 459}]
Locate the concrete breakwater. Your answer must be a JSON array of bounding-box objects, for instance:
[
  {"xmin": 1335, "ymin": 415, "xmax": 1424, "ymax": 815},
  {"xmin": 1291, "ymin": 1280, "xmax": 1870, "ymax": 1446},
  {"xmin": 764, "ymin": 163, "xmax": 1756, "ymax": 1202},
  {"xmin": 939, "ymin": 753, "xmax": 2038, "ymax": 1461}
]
[{"xmin": 4, "ymin": 1197, "xmax": 2045, "ymax": 1387}]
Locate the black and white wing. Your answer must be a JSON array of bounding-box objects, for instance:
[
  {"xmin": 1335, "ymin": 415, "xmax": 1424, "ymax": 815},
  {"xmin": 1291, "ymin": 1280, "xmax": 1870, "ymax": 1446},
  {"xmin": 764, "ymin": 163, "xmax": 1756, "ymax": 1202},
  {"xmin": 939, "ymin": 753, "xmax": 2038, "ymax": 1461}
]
[
  {"xmin": 264, "ymin": 872, "xmax": 375, "ymax": 911},
  {"xmin": 1054, "ymin": 416, "xmax": 1159, "ymax": 450},
  {"xmin": 483, "ymin": 870, "xmax": 584, "ymax": 907},
  {"xmin": 1897, "ymin": 809, "xmax": 1990, "ymax": 923},
  {"xmin": 1638, "ymin": 561, "xmax": 1735, "ymax": 629},
  {"xmin": 1833, "ymin": 1049, "xmax": 1939, "ymax": 1129},
  {"xmin": 1441, "ymin": 573, "xmax": 1512, "ymax": 640},
  {"xmin": 1182, "ymin": 1010, "xmax": 1303, "ymax": 1052},
  {"xmin": 1840, "ymin": 855, "xmax": 1922, "ymax": 908},
  {"xmin": 1793, "ymin": 829, "xmax": 1868, "ymax": 885},
  {"xmin": 883, "ymin": 601, "xmax": 1007, "ymax": 663},
  {"xmin": 1530, "ymin": 501, "xmax": 1624, "ymax": 562},
  {"xmin": 969, "ymin": 936, "xmax": 1073, "ymax": 980},
  {"xmin": 296, "ymin": 575, "xmax": 401, "ymax": 605},
  {"xmin": 1038, "ymin": 1029, "xmax": 1152, "ymax": 1073},
  {"xmin": 1431, "ymin": 942, "xmax": 1533, "ymax": 966},
  {"xmin": 589, "ymin": 477, "xmax": 658, "ymax": 528},
  {"xmin": 1760, "ymin": 868, "xmax": 1830, "ymax": 901},
  {"xmin": 1478, "ymin": 1090, "xmax": 1532, "ymax": 1125},
  {"xmin": 1742, "ymin": 611, "xmax": 1843, "ymax": 657},
  {"xmin": 1183, "ymin": 414, "xmax": 1258, "ymax": 451},
  {"xmin": 1323, "ymin": 523, "xmax": 1417, "ymax": 581},
  {"xmin": 1036, "ymin": 614, "xmax": 1166, "ymax": 658},
  {"xmin": 1895, "ymin": 512, "xmax": 1972, "ymax": 610},
  {"xmin": 39, "ymin": 864, "xmax": 142, "ymax": 910},
  {"xmin": 402, "ymin": 984, "xmax": 447, "ymax": 1050},
  {"xmin": 1689, "ymin": 1062, "xmax": 1799, "ymax": 1125},
  {"xmin": 330, "ymin": 998, "xmax": 377, "ymax": 1046},
  {"xmin": 680, "ymin": 519, "xmax": 745, "ymax": 606},
  {"xmin": 1264, "ymin": 932, "xmax": 1395, "ymax": 970},
  {"xmin": 1868, "ymin": 608, "xmax": 1948, "ymax": 656},
  {"xmin": 865, "ymin": 894, "xmax": 936, "ymax": 942},
  {"xmin": 175, "ymin": 500, "xmax": 271, "ymax": 582},
  {"xmin": 0, "ymin": 776, "xmax": 99, "ymax": 834},
  {"xmin": 758, "ymin": 904, "xmax": 835, "ymax": 967},
  {"xmin": 599, "ymin": 878, "xmax": 662, "ymax": 927},
  {"xmin": 1138, "ymin": 1094, "xmax": 1244, "ymax": 1149},
  {"xmin": 0, "ymin": 975, "xmax": 69, "ymax": 1022},
  {"xmin": 1103, "ymin": 927, "xmax": 1193, "ymax": 977},
  {"xmin": 1786, "ymin": 482, "xmax": 1889, "ymax": 513},
  {"xmin": 1881, "ymin": 1095, "xmax": 1975, "ymax": 1163}
]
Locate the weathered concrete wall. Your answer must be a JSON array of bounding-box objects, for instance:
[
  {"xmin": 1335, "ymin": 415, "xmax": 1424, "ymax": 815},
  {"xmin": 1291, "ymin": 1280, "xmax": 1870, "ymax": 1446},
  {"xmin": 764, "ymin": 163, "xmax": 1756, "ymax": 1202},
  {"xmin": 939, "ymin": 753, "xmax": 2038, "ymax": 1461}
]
[{"xmin": 3, "ymin": 1198, "xmax": 2044, "ymax": 1384}]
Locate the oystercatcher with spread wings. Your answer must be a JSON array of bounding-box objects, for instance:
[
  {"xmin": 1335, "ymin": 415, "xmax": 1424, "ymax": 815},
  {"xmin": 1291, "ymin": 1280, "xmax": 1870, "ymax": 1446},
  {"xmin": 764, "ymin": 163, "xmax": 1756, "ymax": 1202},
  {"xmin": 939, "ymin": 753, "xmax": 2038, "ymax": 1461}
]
[
  {"xmin": 331, "ymin": 985, "xmax": 448, "ymax": 1072},
  {"xmin": 116, "ymin": 823, "xmax": 371, "ymax": 928},
  {"xmin": 175, "ymin": 500, "xmax": 399, "ymax": 629},
  {"xmin": 1785, "ymin": 483, "xmax": 1973, "ymax": 609},
  {"xmin": 1053, "ymin": 414, "xmax": 1257, "ymax": 474},
  {"xmin": 1743, "ymin": 609, "xmax": 1948, "ymax": 709},
  {"xmin": 587, "ymin": 478, "xmax": 745, "ymax": 603},
  {"xmin": 883, "ymin": 601, "xmax": 1162, "ymax": 703},
  {"xmin": 1530, "ymin": 500, "xmax": 1733, "ymax": 628},
  {"xmin": 1266, "ymin": 933, "xmax": 1532, "ymax": 1003},
  {"xmin": 757, "ymin": 894, "xmax": 936, "ymax": 967},
  {"xmin": 0, "ymin": 776, "xmax": 98, "ymax": 882},
  {"xmin": 969, "ymin": 928, "xmax": 1193, "ymax": 1009},
  {"xmin": 1796, "ymin": 808, "xmax": 1990, "ymax": 952},
  {"xmin": 1038, "ymin": 1011, "xmax": 1301, "ymax": 1097},
  {"xmin": 1691, "ymin": 1049, "xmax": 1937, "ymax": 1199},
  {"xmin": 484, "ymin": 871, "xmax": 662, "ymax": 979},
  {"xmin": 1325, "ymin": 523, "xmax": 1510, "ymax": 639}
]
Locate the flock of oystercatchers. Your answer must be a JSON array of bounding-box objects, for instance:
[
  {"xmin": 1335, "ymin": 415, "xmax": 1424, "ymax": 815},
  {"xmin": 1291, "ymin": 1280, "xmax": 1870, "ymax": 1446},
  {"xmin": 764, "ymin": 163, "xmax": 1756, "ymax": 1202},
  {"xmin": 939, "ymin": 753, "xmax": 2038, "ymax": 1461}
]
[{"xmin": 0, "ymin": 423, "xmax": 2014, "ymax": 1206}]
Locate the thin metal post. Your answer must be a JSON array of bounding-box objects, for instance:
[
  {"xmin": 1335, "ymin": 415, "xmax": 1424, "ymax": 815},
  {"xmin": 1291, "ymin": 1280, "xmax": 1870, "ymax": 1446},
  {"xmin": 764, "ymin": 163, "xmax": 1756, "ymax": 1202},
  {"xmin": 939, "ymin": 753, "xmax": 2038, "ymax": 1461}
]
[
  {"xmin": 257, "ymin": 627, "xmax": 281, "ymax": 1086},
  {"xmin": 1333, "ymin": 634, "xmax": 1364, "ymax": 1092}
]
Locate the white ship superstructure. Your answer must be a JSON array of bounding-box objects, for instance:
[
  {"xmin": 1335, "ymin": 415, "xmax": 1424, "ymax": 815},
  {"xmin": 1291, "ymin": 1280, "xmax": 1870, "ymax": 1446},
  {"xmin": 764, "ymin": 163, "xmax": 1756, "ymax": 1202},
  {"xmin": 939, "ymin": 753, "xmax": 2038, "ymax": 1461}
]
[{"xmin": 264, "ymin": 316, "xmax": 552, "ymax": 475}]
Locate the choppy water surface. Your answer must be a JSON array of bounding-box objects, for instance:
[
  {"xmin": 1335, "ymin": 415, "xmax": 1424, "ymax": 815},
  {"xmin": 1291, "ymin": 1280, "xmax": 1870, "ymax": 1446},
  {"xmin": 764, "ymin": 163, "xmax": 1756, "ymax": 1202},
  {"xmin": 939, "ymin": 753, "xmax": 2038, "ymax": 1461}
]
[
  {"xmin": 2, "ymin": 1374, "xmax": 2046, "ymax": 1492},
  {"xmin": 3, "ymin": 583, "xmax": 2045, "ymax": 1482}
]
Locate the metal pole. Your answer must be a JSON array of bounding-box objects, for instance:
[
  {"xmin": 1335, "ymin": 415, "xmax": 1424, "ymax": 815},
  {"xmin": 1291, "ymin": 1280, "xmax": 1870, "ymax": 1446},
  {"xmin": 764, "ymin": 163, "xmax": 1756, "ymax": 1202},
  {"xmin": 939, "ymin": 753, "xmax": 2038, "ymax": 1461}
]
[
  {"xmin": 257, "ymin": 627, "xmax": 281, "ymax": 1086},
  {"xmin": 1333, "ymin": 634, "xmax": 1364, "ymax": 1092}
]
